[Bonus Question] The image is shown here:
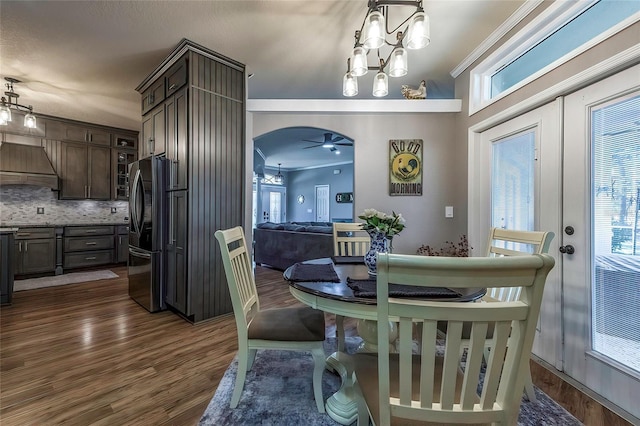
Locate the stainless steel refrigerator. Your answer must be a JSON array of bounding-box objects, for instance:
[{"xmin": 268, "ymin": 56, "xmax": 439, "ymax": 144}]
[{"xmin": 128, "ymin": 156, "xmax": 166, "ymax": 312}]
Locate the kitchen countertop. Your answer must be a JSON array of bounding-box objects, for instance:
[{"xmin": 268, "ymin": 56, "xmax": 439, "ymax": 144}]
[
  {"xmin": 0, "ymin": 228, "xmax": 19, "ymax": 234},
  {"xmin": 0, "ymin": 222, "xmax": 128, "ymax": 228}
]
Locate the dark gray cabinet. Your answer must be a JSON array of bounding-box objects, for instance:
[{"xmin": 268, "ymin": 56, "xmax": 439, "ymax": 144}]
[
  {"xmin": 116, "ymin": 225, "xmax": 129, "ymax": 263},
  {"xmin": 47, "ymin": 121, "xmax": 111, "ymax": 146},
  {"xmin": 165, "ymin": 87, "xmax": 188, "ymax": 191},
  {"xmin": 137, "ymin": 40, "xmax": 245, "ymax": 323},
  {"xmin": 63, "ymin": 226, "xmax": 114, "ymax": 269},
  {"xmin": 14, "ymin": 228, "xmax": 56, "ymax": 275},
  {"xmin": 59, "ymin": 142, "xmax": 111, "ymax": 200},
  {"xmin": 165, "ymin": 190, "xmax": 188, "ymax": 314},
  {"xmin": 1, "ymin": 231, "xmax": 16, "ymax": 305},
  {"xmin": 140, "ymin": 104, "xmax": 165, "ymax": 158}
]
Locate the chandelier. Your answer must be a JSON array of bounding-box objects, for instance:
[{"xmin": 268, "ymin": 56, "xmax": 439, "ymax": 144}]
[
  {"xmin": 342, "ymin": 0, "xmax": 430, "ymax": 97},
  {"xmin": 0, "ymin": 77, "xmax": 37, "ymax": 128},
  {"xmin": 274, "ymin": 163, "xmax": 284, "ymax": 183}
]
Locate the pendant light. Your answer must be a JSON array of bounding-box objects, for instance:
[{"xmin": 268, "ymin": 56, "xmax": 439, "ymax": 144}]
[
  {"xmin": 406, "ymin": 10, "xmax": 430, "ymax": 50},
  {"xmin": 388, "ymin": 47, "xmax": 408, "ymax": 77},
  {"xmin": 274, "ymin": 163, "xmax": 284, "ymax": 183},
  {"xmin": 372, "ymin": 60, "xmax": 388, "ymax": 97},
  {"xmin": 342, "ymin": 59, "xmax": 358, "ymax": 97},
  {"xmin": 362, "ymin": 9, "xmax": 385, "ymax": 50}
]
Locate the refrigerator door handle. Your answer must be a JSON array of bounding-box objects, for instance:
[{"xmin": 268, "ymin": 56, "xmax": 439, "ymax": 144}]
[
  {"xmin": 130, "ymin": 168, "xmax": 142, "ymax": 236},
  {"xmin": 129, "ymin": 247, "xmax": 152, "ymax": 259}
]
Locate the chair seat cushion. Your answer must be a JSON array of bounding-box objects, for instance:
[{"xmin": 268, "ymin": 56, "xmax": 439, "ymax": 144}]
[
  {"xmin": 248, "ymin": 306, "xmax": 325, "ymax": 342},
  {"xmin": 350, "ymin": 353, "xmax": 484, "ymax": 426}
]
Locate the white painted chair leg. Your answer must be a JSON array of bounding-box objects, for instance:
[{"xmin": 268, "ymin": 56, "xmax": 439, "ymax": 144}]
[
  {"xmin": 247, "ymin": 348, "xmax": 257, "ymax": 370},
  {"xmin": 336, "ymin": 314, "xmax": 346, "ymax": 352},
  {"xmin": 311, "ymin": 347, "xmax": 327, "ymax": 413},
  {"xmin": 353, "ymin": 376, "xmax": 370, "ymax": 426},
  {"xmin": 231, "ymin": 347, "xmax": 249, "ymax": 408},
  {"xmin": 524, "ymin": 366, "xmax": 537, "ymax": 402}
]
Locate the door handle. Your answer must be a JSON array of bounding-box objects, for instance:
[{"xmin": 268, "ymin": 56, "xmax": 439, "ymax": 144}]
[{"xmin": 559, "ymin": 245, "xmax": 575, "ymax": 254}]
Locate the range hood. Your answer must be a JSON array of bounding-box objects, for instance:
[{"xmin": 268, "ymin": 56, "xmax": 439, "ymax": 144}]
[{"xmin": 0, "ymin": 142, "xmax": 59, "ymax": 190}]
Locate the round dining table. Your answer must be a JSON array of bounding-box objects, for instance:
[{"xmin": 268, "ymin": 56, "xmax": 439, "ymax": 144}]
[{"xmin": 283, "ymin": 257, "xmax": 486, "ymax": 425}]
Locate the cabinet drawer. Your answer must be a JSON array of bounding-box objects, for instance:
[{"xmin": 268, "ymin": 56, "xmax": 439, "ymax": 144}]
[
  {"xmin": 64, "ymin": 250, "xmax": 113, "ymax": 269},
  {"xmin": 116, "ymin": 225, "xmax": 129, "ymax": 235},
  {"xmin": 15, "ymin": 228, "xmax": 55, "ymax": 240},
  {"xmin": 65, "ymin": 226, "xmax": 114, "ymax": 237},
  {"xmin": 166, "ymin": 57, "xmax": 188, "ymax": 97},
  {"xmin": 113, "ymin": 134, "xmax": 138, "ymax": 150},
  {"xmin": 64, "ymin": 235, "xmax": 114, "ymax": 252}
]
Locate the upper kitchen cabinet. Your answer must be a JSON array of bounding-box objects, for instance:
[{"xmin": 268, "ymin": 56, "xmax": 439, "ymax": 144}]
[
  {"xmin": 141, "ymin": 79, "xmax": 165, "ymax": 116},
  {"xmin": 140, "ymin": 104, "xmax": 165, "ymax": 159},
  {"xmin": 59, "ymin": 141, "xmax": 111, "ymax": 200},
  {"xmin": 112, "ymin": 133, "xmax": 138, "ymax": 200},
  {"xmin": 136, "ymin": 39, "xmax": 245, "ymax": 323},
  {"xmin": 47, "ymin": 121, "xmax": 111, "ymax": 146}
]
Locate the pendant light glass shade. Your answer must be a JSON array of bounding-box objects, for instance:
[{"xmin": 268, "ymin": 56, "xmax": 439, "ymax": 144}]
[
  {"xmin": 362, "ymin": 10, "xmax": 385, "ymax": 50},
  {"xmin": 388, "ymin": 48, "xmax": 408, "ymax": 77},
  {"xmin": 343, "ymin": 72, "xmax": 358, "ymax": 97},
  {"xmin": 351, "ymin": 47, "xmax": 369, "ymax": 77},
  {"xmin": 406, "ymin": 11, "xmax": 430, "ymax": 50},
  {"xmin": 24, "ymin": 112, "xmax": 37, "ymax": 128},
  {"xmin": 0, "ymin": 104, "xmax": 11, "ymax": 123},
  {"xmin": 372, "ymin": 71, "xmax": 388, "ymax": 97}
]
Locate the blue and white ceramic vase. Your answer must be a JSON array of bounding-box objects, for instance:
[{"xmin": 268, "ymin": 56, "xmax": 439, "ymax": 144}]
[{"xmin": 364, "ymin": 230, "xmax": 390, "ymax": 275}]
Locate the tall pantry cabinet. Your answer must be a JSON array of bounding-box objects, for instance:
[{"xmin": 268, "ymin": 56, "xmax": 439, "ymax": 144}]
[{"xmin": 136, "ymin": 39, "xmax": 245, "ymax": 323}]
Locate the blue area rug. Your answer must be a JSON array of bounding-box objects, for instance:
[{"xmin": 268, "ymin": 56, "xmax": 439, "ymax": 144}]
[{"xmin": 199, "ymin": 337, "xmax": 582, "ymax": 425}]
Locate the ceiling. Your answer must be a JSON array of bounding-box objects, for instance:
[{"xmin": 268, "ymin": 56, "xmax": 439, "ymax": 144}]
[{"xmin": 0, "ymin": 0, "xmax": 524, "ymax": 167}]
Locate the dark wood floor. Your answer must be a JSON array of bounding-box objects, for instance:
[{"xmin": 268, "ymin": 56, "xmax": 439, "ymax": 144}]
[{"xmin": 0, "ymin": 265, "xmax": 631, "ymax": 425}]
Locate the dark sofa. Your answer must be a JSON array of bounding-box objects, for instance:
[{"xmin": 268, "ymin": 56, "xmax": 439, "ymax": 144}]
[{"xmin": 253, "ymin": 221, "xmax": 334, "ymax": 270}]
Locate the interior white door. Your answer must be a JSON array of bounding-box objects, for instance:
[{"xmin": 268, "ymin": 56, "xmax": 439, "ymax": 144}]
[
  {"xmin": 562, "ymin": 65, "xmax": 640, "ymax": 419},
  {"xmin": 260, "ymin": 185, "xmax": 286, "ymax": 223},
  {"xmin": 315, "ymin": 184, "xmax": 330, "ymax": 222},
  {"xmin": 470, "ymin": 100, "xmax": 563, "ymax": 368}
]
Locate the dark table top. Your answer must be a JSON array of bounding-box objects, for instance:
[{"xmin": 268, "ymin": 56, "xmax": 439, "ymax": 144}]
[{"xmin": 284, "ymin": 258, "xmax": 486, "ymax": 305}]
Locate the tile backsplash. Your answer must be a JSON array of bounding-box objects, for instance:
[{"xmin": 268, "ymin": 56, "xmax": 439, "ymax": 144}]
[{"xmin": 0, "ymin": 185, "xmax": 129, "ymax": 225}]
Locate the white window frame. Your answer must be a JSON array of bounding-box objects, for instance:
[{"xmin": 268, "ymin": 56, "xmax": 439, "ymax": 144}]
[{"xmin": 469, "ymin": 0, "xmax": 640, "ymax": 116}]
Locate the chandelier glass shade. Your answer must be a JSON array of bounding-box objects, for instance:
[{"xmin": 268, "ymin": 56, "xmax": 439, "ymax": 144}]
[
  {"xmin": 0, "ymin": 77, "xmax": 37, "ymax": 128},
  {"xmin": 342, "ymin": 0, "xmax": 430, "ymax": 97}
]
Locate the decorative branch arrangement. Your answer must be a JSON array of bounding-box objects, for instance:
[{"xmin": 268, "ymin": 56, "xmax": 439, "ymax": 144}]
[{"xmin": 416, "ymin": 234, "xmax": 471, "ymax": 257}]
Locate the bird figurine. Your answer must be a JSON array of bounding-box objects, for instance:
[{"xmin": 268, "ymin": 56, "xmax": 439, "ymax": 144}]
[{"xmin": 401, "ymin": 80, "xmax": 426, "ymax": 99}]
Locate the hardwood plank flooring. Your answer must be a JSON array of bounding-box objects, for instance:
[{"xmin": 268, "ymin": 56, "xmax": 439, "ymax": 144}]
[{"xmin": 0, "ymin": 265, "xmax": 631, "ymax": 425}]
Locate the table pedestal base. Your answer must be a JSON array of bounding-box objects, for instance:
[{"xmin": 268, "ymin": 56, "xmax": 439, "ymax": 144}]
[{"xmin": 324, "ymin": 320, "xmax": 399, "ymax": 425}]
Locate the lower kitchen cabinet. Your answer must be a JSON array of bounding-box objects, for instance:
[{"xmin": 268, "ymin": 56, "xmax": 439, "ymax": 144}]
[
  {"xmin": 63, "ymin": 226, "xmax": 114, "ymax": 269},
  {"xmin": 165, "ymin": 190, "xmax": 188, "ymax": 316},
  {"xmin": 1, "ymin": 231, "xmax": 16, "ymax": 305},
  {"xmin": 14, "ymin": 228, "xmax": 56, "ymax": 275},
  {"xmin": 115, "ymin": 225, "xmax": 129, "ymax": 263}
]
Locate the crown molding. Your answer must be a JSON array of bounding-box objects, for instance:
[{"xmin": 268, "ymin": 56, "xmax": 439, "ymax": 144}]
[{"xmin": 450, "ymin": 0, "xmax": 544, "ymax": 78}]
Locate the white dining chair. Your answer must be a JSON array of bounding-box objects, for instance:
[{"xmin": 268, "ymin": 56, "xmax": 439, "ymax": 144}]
[
  {"xmin": 350, "ymin": 253, "xmax": 555, "ymax": 426},
  {"xmin": 214, "ymin": 226, "xmax": 327, "ymax": 412}
]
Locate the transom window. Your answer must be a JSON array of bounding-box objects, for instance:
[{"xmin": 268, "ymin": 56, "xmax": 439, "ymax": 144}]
[{"xmin": 470, "ymin": 0, "xmax": 640, "ymax": 115}]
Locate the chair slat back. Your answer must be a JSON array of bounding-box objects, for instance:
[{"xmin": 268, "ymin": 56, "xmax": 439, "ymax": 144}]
[
  {"xmin": 333, "ymin": 222, "xmax": 370, "ymax": 256},
  {"xmin": 214, "ymin": 227, "xmax": 259, "ymax": 337},
  {"xmin": 486, "ymin": 227, "xmax": 554, "ymax": 301},
  {"xmin": 375, "ymin": 253, "xmax": 555, "ymax": 426}
]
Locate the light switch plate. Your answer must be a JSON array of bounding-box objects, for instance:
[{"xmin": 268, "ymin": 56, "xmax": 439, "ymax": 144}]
[
  {"xmin": 445, "ymin": 206, "xmax": 454, "ymax": 218},
  {"xmin": 111, "ymin": 207, "xmax": 117, "ymax": 213},
  {"xmin": 37, "ymin": 207, "xmax": 45, "ymax": 214}
]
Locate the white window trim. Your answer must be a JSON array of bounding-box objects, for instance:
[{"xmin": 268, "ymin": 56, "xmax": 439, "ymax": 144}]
[{"xmin": 469, "ymin": 0, "xmax": 640, "ymax": 116}]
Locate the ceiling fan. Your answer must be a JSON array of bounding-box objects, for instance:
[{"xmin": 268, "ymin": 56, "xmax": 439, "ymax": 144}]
[{"xmin": 302, "ymin": 132, "xmax": 352, "ymax": 149}]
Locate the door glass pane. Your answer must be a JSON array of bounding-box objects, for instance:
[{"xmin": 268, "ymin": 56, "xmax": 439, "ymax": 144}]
[
  {"xmin": 270, "ymin": 192, "xmax": 282, "ymax": 223},
  {"xmin": 591, "ymin": 93, "xmax": 640, "ymax": 374},
  {"xmin": 491, "ymin": 131, "xmax": 536, "ymax": 250}
]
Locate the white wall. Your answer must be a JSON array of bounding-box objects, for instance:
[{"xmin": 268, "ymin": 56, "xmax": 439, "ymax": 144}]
[{"xmin": 249, "ymin": 112, "xmax": 465, "ymax": 255}]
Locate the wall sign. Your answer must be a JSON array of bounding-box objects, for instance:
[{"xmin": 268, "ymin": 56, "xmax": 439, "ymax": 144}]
[
  {"xmin": 389, "ymin": 139, "xmax": 423, "ymax": 196},
  {"xmin": 335, "ymin": 192, "xmax": 354, "ymax": 203}
]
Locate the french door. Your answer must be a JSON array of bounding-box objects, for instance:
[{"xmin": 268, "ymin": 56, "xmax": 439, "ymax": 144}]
[
  {"xmin": 471, "ymin": 100, "xmax": 563, "ymax": 367},
  {"xmin": 259, "ymin": 185, "xmax": 286, "ymax": 223},
  {"xmin": 562, "ymin": 65, "xmax": 640, "ymax": 418}
]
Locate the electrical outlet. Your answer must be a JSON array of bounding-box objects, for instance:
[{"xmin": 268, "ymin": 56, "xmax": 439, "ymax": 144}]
[
  {"xmin": 111, "ymin": 207, "xmax": 117, "ymax": 213},
  {"xmin": 37, "ymin": 207, "xmax": 45, "ymax": 214}
]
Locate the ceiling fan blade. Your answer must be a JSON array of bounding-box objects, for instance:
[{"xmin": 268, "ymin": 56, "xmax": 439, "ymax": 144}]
[
  {"xmin": 302, "ymin": 139, "xmax": 323, "ymax": 144},
  {"xmin": 334, "ymin": 142, "xmax": 352, "ymax": 146},
  {"xmin": 331, "ymin": 136, "xmax": 344, "ymax": 142},
  {"xmin": 302, "ymin": 145, "xmax": 322, "ymax": 149}
]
